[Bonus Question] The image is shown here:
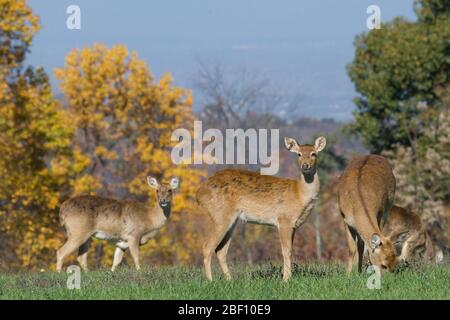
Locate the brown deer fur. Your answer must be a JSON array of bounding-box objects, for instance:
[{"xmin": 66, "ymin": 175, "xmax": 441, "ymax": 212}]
[
  {"xmin": 196, "ymin": 136, "xmax": 326, "ymax": 281},
  {"xmin": 338, "ymin": 155, "xmax": 398, "ymax": 273},
  {"xmin": 56, "ymin": 176, "xmax": 179, "ymax": 272},
  {"xmin": 383, "ymin": 205, "xmax": 435, "ymax": 263}
]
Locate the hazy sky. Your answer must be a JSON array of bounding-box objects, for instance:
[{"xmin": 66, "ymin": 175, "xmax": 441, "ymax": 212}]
[{"xmin": 27, "ymin": 0, "xmax": 416, "ymax": 120}]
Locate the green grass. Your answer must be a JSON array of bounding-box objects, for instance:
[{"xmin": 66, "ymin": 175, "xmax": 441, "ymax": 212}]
[{"xmin": 0, "ymin": 263, "xmax": 448, "ymax": 299}]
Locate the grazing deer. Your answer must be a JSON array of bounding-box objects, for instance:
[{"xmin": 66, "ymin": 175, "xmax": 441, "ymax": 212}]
[
  {"xmin": 56, "ymin": 176, "xmax": 180, "ymax": 272},
  {"xmin": 338, "ymin": 155, "xmax": 398, "ymax": 273},
  {"xmin": 196, "ymin": 136, "xmax": 327, "ymax": 281},
  {"xmin": 382, "ymin": 205, "xmax": 435, "ymax": 263}
]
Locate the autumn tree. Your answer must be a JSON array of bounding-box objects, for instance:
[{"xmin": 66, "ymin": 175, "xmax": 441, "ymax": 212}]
[
  {"xmin": 383, "ymin": 100, "xmax": 449, "ymax": 252},
  {"xmin": 0, "ymin": 0, "xmax": 89, "ymax": 269},
  {"xmin": 55, "ymin": 44, "xmax": 206, "ymax": 266},
  {"xmin": 0, "ymin": 0, "xmax": 39, "ymax": 71}
]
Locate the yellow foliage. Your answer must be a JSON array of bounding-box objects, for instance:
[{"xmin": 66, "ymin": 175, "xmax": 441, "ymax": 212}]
[
  {"xmin": 0, "ymin": 67, "xmax": 91, "ymax": 268},
  {"xmin": 0, "ymin": 1, "xmax": 91, "ymax": 269},
  {"xmin": 0, "ymin": 4, "xmax": 206, "ymax": 270},
  {"xmin": 55, "ymin": 44, "xmax": 206, "ymax": 267},
  {"xmin": 0, "ymin": 0, "xmax": 40, "ymax": 70}
]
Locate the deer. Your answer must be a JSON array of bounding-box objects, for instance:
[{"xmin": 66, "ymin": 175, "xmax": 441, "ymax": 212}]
[
  {"xmin": 196, "ymin": 136, "xmax": 327, "ymax": 281},
  {"xmin": 56, "ymin": 176, "xmax": 180, "ymax": 272},
  {"xmin": 382, "ymin": 205, "xmax": 436, "ymax": 264},
  {"xmin": 338, "ymin": 154, "xmax": 398, "ymax": 273}
]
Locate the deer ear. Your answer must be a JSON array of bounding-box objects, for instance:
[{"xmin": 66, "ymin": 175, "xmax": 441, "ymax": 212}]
[
  {"xmin": 170, "ymin": 177, "xmax": 180, "ymax": 190},
  {"xmin": 314, "ymin": 136, "xmax": 326, "ymax": 153},
  {"xmin": 284, "ymin": 137, "xmax": 300, "ymax": 153},
  {"xmin": 371, "ymin": 234, "xmax": 382, "ymax": 249},
  {"xmin": 147, "ymin": 176, "xmax": 159, "ymax": 189}
]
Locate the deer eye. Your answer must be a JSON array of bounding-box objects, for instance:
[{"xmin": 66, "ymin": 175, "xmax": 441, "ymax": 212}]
[
  {"xmin": 311, "ymin": 153, "xmax": 316, "ymax": 157},
  {"xmin": 297, "ymin": 153, "xmax": 302, "ymax": 157}
]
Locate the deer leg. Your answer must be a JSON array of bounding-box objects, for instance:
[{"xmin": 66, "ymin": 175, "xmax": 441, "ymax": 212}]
[
  {"xmin": 278, "ymin": 218, "xmax": 295, "ymax": 281},
  {"xmin": 345, "ymin": 223, "xmax": 358, "ymax": 273},
  {"xmin": 77, "ymin": 239, "xmax": 90, "ymax": 271},
  {"xmin": 216, "ymin": 220, "xmax": 237, "ymax": 280},
  {"xmin": 111, "ymin": 244, "xmax": 128, "ymax": 272},
  {"xmin": 203, "ymin": 215, "xmax": 237, "ymax": 281},
  {"xmin": 127, "ymin": 237, "xmax": 141, "ymax": 271},
  {"xmin": 57, "ymin": 233, "xmax": 91, "ymax": 272},
  {"xmin": 399, "ymin": 232, "xmax": 422, "ymax": 263},
  {"xmin": 399, "ymin": 241, "xmax": 411, "ymax": 262},
  {"xmin": 356, "ymin": 234, "xmax": 365, "ymax": 273}
]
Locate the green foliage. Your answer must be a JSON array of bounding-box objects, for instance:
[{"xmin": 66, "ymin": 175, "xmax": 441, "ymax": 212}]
[
  {"xmin": 414, "ymin": 0, "xmax": 450, "ymax": 22},
  {"xmin": 347, "ymin": 0, "xmax": 449, "ymax": 152}
]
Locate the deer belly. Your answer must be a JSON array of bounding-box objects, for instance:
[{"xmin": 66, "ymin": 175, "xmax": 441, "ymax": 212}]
[
  {"xmin": 93, "ymin": 231, "xmax": 128, "ymax": 250},
  {"xmin": 239, "ymin": 211, "xmax": 277, "ymax": 226},
  {"xmin": 94, "ymin": 231, "xmax": 119, "ymax": 241}
]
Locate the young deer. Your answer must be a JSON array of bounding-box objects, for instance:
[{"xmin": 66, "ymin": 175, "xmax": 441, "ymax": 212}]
[
  {"xmin": 196, "ymin": 136, "xmax": 326, "ymax": 281},
  {"xmin": 56, "ymin": 176, "xmax": 180, "ymax": 272},
  {"xmin": 382, "ymin": 205, "xmax": 435, "ymax": 263},
  {"xmin": 338, "ymin": 155, "xmax": 398, "ymax": 273}
]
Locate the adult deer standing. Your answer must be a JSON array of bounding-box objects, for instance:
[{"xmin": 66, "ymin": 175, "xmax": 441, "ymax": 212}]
[
  {"xmin": 196, "ymin": 136, "xmax": 326, "ymax": 281},
  {"xmin": 338, "ymin": 155, "xmax": 398, "ymax": 273},
  {"xmin": 56, "ymin": 176, "xmax": 179, "ymax": 272}
]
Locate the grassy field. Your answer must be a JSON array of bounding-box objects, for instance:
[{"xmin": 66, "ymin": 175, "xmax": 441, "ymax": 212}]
[{"xmin": 0, "ymin": 263, "xmax": 448, "ymax": 299}]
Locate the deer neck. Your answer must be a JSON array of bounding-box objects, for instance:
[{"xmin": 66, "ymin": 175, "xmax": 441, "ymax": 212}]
[
  {"xmin": 147, "ymin": 201, "xmax": 171, "ymax": 226},
  {"xmin": 298, "ymin": 170, "xmax": 320, "ymax": 200},
  {"xmin": 160, "ymin": 203, "xmax": 172, "ymax": 219}
]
